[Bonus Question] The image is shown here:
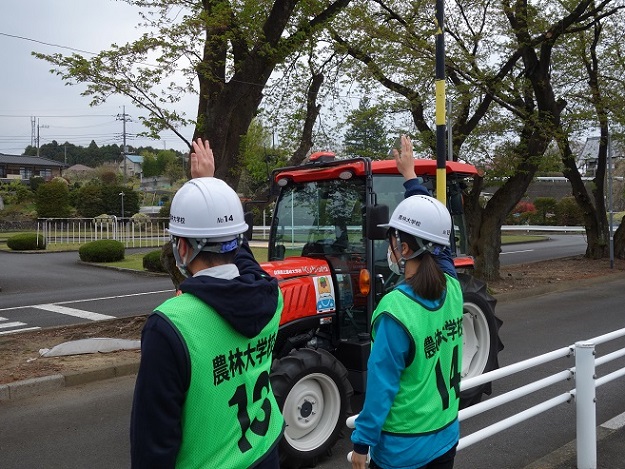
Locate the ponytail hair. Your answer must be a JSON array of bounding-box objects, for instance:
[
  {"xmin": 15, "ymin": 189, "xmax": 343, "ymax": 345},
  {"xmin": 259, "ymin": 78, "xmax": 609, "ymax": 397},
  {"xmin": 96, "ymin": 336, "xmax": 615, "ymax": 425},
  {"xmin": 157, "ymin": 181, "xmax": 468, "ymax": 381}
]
[{"xmin": 400, "ymin": 231, "xmax": 446, "ymax": 300}]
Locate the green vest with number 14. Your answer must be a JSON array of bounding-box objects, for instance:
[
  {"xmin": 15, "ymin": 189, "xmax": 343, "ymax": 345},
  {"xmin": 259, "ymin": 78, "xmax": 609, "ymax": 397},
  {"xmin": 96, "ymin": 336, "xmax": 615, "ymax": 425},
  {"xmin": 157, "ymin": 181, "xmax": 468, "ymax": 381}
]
[
  {"xmin": 371, "ymin": 274, "xmax": 463, "ymax": 435},
  {"xmin": 156, "ymin": 291, "xmax": 284, "ymax": 469}
]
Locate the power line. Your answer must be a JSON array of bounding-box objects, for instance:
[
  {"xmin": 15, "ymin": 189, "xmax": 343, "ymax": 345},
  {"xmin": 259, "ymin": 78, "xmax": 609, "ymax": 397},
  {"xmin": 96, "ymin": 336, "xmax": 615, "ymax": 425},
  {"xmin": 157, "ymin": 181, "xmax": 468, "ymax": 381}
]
[
  {"xmin": 0, "ymin": 113, "xmax": 115, "ymax": 118},
  {"xmin": 0, "ymin": 32, "xmax": 98, "ymax": 55}
]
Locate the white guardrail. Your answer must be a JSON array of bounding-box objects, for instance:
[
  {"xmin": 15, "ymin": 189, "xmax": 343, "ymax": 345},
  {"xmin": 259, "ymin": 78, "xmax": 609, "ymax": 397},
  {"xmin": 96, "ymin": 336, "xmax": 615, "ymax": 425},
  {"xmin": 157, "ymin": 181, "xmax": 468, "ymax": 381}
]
[{"xmin": 347, "ymin": 327, "xmax": 625, "ymax": 469}]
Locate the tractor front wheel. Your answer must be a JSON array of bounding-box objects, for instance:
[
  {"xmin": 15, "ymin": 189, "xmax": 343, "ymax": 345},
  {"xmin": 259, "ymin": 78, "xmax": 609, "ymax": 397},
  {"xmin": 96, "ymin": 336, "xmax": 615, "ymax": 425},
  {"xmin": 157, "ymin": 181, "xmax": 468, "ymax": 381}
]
[
  {"xmin": 458, "ymin": 273, "xmax": 504, "ymax": 408},
  {"xmin": 270, "ymin": 347, "xmax": 353, "ymax": 469}
]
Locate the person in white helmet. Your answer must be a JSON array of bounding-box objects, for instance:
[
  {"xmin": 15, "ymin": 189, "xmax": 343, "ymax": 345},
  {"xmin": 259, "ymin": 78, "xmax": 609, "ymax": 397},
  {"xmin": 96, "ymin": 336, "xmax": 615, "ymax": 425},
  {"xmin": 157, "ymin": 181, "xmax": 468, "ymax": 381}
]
[
  {"xmin": 351, "ymin": 136, "xmax": 463, "ymax": 469},
  {"xmin": 130, "ymin": 138, "xmax": 284, "ymax": 469}
]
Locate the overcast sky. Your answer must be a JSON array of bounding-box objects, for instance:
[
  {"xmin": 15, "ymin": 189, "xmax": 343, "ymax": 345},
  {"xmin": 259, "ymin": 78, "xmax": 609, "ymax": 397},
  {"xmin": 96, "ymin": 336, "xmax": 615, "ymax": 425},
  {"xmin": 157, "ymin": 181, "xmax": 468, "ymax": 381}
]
[{"xmin": 0, "ymin": 0, "xmax": 196, "ymax": 156}]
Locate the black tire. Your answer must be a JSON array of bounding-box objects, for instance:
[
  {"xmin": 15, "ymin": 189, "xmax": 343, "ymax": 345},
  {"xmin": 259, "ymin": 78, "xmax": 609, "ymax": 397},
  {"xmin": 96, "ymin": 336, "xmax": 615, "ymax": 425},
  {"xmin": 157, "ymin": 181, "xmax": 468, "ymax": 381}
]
[
  {"xmin": 270, "ymin": 347, "xmax": 354, "ymax": 469},
  {"xmin": 458, "ymin": 273, "xmax": 504, "ymax": 408}
]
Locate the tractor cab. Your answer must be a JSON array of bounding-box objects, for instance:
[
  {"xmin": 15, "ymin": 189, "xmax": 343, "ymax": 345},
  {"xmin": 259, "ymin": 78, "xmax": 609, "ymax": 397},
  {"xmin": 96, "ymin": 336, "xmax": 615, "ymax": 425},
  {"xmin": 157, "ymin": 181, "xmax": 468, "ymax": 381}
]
[{"xmin": 265, "ymin": 157, "xmax": 477, "ymax": 386}]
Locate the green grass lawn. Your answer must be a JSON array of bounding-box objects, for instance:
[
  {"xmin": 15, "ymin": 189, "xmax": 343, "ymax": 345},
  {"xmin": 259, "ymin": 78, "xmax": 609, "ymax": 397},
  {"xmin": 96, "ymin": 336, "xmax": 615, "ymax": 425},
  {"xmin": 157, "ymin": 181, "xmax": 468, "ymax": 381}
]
[{"xmin": 101, "ymin": 246, "xmax": 271, "ymax": 271}]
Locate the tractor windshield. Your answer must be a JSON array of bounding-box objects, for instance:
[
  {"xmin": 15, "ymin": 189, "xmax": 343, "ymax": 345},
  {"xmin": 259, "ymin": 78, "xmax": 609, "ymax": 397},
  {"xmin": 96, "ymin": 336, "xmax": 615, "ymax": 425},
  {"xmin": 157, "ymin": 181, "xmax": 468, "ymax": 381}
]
[{"xmin": 269, "ymin": 178, "xmax": 366, "ymax": 260}]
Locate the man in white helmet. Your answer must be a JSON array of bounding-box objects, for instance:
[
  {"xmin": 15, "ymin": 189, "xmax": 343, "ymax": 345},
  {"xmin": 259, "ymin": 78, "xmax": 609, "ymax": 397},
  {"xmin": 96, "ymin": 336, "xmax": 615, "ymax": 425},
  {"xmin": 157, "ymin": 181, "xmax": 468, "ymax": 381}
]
[{"xmin": 131, "ymin": 139, "xmax": 284, "ymax": 469}]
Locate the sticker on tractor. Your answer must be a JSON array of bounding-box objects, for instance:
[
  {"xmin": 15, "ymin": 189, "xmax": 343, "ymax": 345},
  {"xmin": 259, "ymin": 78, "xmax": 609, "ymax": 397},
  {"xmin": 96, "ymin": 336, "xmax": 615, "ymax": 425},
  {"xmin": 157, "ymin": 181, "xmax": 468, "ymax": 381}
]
[{"xmin": 314, "ymin": 275, "xmax": 336, "ymax": 313}]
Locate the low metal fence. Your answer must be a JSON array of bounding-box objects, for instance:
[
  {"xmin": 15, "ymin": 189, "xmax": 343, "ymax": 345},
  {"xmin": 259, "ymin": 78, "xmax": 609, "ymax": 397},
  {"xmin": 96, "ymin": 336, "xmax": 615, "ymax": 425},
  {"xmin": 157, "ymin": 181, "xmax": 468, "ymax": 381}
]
[
  {"xmin": 347, "ymin": 327, "xmax": 625, "ymax": 469},
  {"xmin": 37, "ymin": 217, "xmax": 170, "ymax": 248}
]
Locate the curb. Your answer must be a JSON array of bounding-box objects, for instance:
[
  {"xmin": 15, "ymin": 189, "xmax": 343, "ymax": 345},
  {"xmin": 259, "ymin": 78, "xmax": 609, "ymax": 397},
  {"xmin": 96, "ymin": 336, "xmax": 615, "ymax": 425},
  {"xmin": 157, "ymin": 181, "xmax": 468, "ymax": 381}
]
[{"xmin": 0, "ymin": 361, "xmax": 139, "ymax": 402}]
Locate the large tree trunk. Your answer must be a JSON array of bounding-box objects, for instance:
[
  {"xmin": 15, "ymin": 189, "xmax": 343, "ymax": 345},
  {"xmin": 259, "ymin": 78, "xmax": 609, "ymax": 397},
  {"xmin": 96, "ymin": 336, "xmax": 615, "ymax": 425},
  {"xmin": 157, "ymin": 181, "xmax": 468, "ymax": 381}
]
[
  {"xmin": 560, "ymin": 135, "xmax": 609, "ymax": 259},
  {"xmin": 466, "ymin": 162, "xmax": 540, "ymax": 281},
  {"xmin": 558, "ymin": 21, "xmax": 609, "ymax": 259}
]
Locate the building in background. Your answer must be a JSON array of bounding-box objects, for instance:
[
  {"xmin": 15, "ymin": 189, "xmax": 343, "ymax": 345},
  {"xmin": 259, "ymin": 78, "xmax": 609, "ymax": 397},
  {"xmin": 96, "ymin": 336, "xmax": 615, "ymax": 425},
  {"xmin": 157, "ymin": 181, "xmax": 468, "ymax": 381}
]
[{"xmin": 0, "ymin": 154, "xmax": 65, "ymax": 182}]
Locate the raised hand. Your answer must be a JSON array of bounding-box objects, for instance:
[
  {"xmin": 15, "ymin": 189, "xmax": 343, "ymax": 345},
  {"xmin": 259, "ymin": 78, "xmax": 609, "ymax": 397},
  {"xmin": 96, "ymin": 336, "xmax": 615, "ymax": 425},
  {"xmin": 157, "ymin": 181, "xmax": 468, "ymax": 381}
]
[
  {"xmin": 392, "ymin": 134, "xmax": 417, "ymax": 181},
  {"xmin": 190, "ymin": 138, "xmax": 215, "ymax": 178}
]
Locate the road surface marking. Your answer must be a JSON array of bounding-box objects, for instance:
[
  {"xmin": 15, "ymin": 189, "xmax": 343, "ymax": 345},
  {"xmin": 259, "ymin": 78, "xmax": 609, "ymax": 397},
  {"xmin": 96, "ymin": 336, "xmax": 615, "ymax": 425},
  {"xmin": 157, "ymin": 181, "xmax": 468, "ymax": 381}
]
[
  {"xmin": 0, "ymin": 327, "xmax": 41, "ymax": 335},
  {"xmin": 601, "ymin": 412, "xmax": 625, "ymax": 430},
  {"xmin": 33, "ymin": 304, "xmax": 115, "ymax": 321},
  {"xmin": 501, "ymin": 249, "xmax": 534, "ymax": 255},
  {"xmin": 0, "ymin": 321, "xmax": 27, "ymax": 329},
  {"xmin": 0, "ymin": 289, "xmax": 173, "ymax": 312}
]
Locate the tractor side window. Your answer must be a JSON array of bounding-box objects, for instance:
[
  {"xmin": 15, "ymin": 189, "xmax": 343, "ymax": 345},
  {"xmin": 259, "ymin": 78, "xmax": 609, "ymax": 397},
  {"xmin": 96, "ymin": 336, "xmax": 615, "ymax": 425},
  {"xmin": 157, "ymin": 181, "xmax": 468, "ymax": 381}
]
[{"xmin": 371, "ymin": 175, "xmax": 406, "ymax": 290}]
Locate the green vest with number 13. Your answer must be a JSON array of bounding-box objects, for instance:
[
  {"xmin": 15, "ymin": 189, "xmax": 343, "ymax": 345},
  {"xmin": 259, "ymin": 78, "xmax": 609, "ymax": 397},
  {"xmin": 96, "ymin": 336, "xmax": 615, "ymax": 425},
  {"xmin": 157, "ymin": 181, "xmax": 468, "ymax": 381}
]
[{"xmin": 156, "ymin": 291, "xmax": 284, "ymax": 468}]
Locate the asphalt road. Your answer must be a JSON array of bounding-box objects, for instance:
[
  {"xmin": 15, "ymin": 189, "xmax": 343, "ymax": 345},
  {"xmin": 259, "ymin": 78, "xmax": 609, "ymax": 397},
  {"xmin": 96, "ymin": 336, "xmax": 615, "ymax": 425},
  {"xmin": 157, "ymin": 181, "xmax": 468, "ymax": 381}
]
[
  {"xmin": 0, "ymin": 249, "xmax": 175, "ymax": 334},
  {"xmin": 0, "ymin": 256, "xmax": 623, "ymax": 468},
  {"xmin": 0, "ymin": 235, "xmax": 588, "ymax": 334},
  {"xmin": 500, "ymin": 234, "xmax": 587, "ymax": 265}
]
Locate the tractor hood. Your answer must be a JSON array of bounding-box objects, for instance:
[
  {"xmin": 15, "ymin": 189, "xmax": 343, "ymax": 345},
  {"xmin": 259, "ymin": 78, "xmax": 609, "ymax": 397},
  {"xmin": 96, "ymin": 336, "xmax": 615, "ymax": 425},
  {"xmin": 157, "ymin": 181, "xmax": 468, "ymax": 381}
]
[
  {"xmin": 262, "ymin": 257, "xmax": 332, "ymax": 280},
  {"xmin": 261, "ymin": 257, "xmax": 337, "ymax": 325}
]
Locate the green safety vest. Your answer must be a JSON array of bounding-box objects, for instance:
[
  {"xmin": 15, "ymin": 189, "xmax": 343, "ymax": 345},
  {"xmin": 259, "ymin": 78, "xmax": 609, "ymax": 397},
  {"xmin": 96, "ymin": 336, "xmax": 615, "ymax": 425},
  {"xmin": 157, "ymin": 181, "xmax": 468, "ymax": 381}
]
[
  {"xmin": 156, "ymin": 291, "xmax": 284, "ymax": 469},
  {"xmin": 371, "ymin": 274, "xmax": 463, "ymax": 435}
]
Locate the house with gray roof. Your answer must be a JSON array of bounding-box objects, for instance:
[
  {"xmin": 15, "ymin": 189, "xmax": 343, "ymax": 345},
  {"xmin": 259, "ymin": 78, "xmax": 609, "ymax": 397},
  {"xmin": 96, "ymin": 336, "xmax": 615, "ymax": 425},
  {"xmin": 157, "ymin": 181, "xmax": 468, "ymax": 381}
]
[
  {"xmin": 577, "ymin": 136, "xmax": 624, "ymax": 176},
  {"xmin": 0, "ymin": 154, "xmax": 66, "ymax": 183}
]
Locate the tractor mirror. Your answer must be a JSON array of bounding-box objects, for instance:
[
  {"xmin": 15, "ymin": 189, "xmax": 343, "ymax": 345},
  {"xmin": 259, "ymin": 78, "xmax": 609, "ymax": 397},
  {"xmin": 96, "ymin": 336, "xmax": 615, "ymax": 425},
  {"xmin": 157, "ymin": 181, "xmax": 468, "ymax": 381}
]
[
  {"xmin": 449, "ymin": 192, "xmax": 464, "ymax": 215},
  {"xmin": 244, "ymin": 212, "xmax": 254, "ymax": 240},
  {"xmin": 366, "ymin": 204, "xmax": 389, "ymax": 240}
]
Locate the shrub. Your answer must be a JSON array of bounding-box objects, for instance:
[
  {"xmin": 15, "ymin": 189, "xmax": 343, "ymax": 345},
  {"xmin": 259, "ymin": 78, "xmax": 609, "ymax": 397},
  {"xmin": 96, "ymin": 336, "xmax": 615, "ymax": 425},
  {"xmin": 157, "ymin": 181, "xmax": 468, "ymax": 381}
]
[
  {"xmin": 36, "ymin": 180, "xmax": 71, "ymax": 218},
  {"xmin": 506, "ymin": 200, "xmax": 537, "ymax": 225},
  {"xmin": 75, "ymin": 184, "xmax": 106, "ymax": 218},
  {"xmin": 93, "ymin": 213, "xmax": 115, "ymax": 226},
  {"xmin": 533, "ymin": 197, "xmax": 558, "ymax": 225},
  {"xmin": 79, "ymin": 240, "xmax": 125, "ymax": 262},
  {"xmin": 6, "ymin": 233, "xmax": 46, "ymax": 251},
  {"xmin": 143, "ymin": 249, "xmax": 166, "ymax": 272},
  {"xmin": 555, "ymin": 196, "xmax": 584, "ymax": 225},
  {"xmin": 131, "ymin": 213, "xmax": 151, "ymax": 230}
]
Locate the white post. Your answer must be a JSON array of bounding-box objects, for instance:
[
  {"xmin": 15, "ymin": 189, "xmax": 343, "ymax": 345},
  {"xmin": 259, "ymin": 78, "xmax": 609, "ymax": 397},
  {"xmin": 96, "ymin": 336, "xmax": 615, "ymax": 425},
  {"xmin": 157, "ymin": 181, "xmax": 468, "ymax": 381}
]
[{"xmin": 575, "ymin": 341, "xmax": 597, "ymax": 469}]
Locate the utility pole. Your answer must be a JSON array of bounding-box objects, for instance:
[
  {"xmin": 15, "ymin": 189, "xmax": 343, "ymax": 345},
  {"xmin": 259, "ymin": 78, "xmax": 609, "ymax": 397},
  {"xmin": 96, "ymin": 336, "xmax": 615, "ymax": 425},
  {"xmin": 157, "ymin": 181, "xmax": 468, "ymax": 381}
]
[
  {"xmin": 117, "ymin": 106, "xmax": 130, "ymax": 183},
  {"xmin": 36, "ymin": 119, "xmax": 49, "ymax": 157},
  {"xmin": 31, "ymin": 117, "xmax": 36, "ymax": 147}
]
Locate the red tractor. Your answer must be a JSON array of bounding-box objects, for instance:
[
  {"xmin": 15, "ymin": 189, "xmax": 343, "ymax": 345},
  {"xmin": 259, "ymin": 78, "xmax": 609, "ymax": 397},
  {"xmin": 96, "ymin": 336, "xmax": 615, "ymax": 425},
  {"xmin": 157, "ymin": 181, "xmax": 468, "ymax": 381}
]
[{"xmin": 257, "ymin": 153, "xmax": 502, "ymax": 468}]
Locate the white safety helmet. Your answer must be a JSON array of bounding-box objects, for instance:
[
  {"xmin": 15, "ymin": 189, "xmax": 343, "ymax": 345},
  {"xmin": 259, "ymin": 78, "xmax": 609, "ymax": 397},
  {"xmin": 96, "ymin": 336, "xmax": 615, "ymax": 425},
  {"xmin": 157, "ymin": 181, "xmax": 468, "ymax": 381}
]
[
  {"xmin": 168, "ymin": 177, "xmax": 248, "ymax": 242},
  {"xmin": 379, "ymin": 195, "xmax": 452, "ymax": 247},
  {"xmin": 168, "ymin": 178, "xmax": 248, "ymax": 277}
]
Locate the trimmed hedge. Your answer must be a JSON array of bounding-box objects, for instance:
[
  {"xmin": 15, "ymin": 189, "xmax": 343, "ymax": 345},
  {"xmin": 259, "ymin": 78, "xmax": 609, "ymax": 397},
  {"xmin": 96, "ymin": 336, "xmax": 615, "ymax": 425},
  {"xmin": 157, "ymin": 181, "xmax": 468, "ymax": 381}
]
[
  {"xmin": 79, "ymin": 240, "xmax": 125, "ymax": 262},
  {"xmin": 143, "ymin": 249, "xmax": 166, "ymax": 273},
  {"xmin": 6, "ymin": 233, "xmax": 46, "ymax": 251}
]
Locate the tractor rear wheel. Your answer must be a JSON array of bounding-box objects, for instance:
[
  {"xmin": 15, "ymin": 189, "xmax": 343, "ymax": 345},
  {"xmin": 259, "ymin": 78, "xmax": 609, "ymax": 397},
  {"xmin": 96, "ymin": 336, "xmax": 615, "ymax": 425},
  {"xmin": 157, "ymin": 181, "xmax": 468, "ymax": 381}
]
[
  {"xmin": 458, "ymin": 273, "xmax": 504, "ymax": 408},
  {"xmin": 270, "ymin": 347, "xmax": 353, "ymax": 469}
]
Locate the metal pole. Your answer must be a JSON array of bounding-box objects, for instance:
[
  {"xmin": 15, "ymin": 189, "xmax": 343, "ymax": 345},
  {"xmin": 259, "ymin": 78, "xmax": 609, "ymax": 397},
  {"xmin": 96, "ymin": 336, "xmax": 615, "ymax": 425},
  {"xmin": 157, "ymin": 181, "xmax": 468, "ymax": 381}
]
[
  {"xmin": 123, "ymin": 105, "xmax": 127, "ymax": 183},
  {"xmin": 447, "ymin": 99, "xmax": 453, "ymax": 161},
  {"xmin": 575, "ymin": 341, "xmax": 597, "ymax": 469},
  {"xmin": 435, "ymin": 0, "xmax": 447, "ymax": 204},
  {"xmin": 608, "ymin": 130, "xmax": 614, "ymax": 269}
]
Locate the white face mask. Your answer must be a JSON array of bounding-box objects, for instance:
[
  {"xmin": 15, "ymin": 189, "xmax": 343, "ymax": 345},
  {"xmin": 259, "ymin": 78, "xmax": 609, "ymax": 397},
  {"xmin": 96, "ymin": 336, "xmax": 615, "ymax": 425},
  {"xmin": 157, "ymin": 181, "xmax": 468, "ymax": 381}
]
[
  {"xmin": 173, "ymin": 238, "xmax": 191, "ymax": 278},
  {"xmin": 387, "ymin": 247, "xmax": 402, "ymax": 275}
]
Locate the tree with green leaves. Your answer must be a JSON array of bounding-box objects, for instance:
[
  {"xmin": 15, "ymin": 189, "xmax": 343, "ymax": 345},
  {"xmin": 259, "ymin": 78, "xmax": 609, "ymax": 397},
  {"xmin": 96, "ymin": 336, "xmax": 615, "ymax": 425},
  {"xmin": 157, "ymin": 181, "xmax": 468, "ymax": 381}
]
[
  {"xmin": 35, "ymin": 0, "xmax": 354, "ymax": 188},
  {"xmin": 239, "ymin": 119, "xmax": 289, "ymax": 196},
  {"xmin": 330, "ymin": 0, "xmax": 622, "ymax": 280},
  {"xmin": 343, "ymin": 96, "xmax": 389, "ymax": 159}
]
